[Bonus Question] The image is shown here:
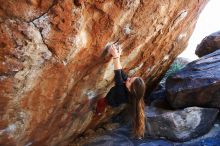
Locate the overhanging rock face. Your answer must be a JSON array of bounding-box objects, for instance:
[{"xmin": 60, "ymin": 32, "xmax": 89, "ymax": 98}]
[{"xmin": 0, "ymin": 0, "xmax": 208, "ymax": 145}]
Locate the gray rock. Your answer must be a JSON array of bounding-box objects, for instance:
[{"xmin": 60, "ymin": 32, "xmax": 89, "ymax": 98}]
[
  {"xmin": 148, "ymin": 57, "xmax": 190, "ymax": 104},
  {"xmin": 145, "ymin": 106, "xmax": 219, "ymax": 142},
  {"xmin": 195, "ymin": 31, "xmax": 220, "ymax": 57},
  {"xmin": 80, "ymin": 115, "xmax": 220, "ymax": 146},
  {"xmin": 83, "ymin": 133, "xmax": 134, "ymax": 146},
  {"xmin": 148, "ymin": 86, "xmax": 166, "ymax": 104},
  {"xmin": 166, "ymin": 49, "xmax": 220, "ymax": 109}
]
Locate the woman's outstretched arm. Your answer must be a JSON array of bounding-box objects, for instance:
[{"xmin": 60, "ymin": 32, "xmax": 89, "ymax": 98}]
[
  {"xmin": 109, "ymin": 44, "xmax": 125, "ymax": 85},
  {"xmin": 95, "ymin": 44, "xmax": 127, "ymax": 114},
  {"xmin": 109, "ymin": 44, "xmax": 122, "ymax": 70}
]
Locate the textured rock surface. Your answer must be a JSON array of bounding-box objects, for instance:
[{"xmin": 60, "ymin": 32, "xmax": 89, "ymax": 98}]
[
  {"xmin": 0, "ymin": 0, "xmax": 208, "ymax": 145},
  {"xmin": 76, "ymin": 117, "xmax": 220, "ymax": 146},
  {"xmin": 166, "ymin": 49, "xmax": 220, "ymax": 109},
  {"xmin": 145, "ymin": 106, "xmax": 219, "ymax": 141},
  {"xmin": 148, "ymin": 57, "xmax": 190, "ymax": 104},
  {"xmin": 196, "ymin": 31, "xmax": 220, "ymax": 57}
]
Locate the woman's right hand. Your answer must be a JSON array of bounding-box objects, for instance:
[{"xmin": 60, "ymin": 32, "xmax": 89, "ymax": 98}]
[{"xmin": 109, "ymin": 44, "xmax": 122, "ymax": 58}]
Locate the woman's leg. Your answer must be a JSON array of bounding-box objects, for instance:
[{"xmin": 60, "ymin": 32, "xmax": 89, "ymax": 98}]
[{"xmin": 95, "ymin": 96, "xmax": 107, "ymax": 115}]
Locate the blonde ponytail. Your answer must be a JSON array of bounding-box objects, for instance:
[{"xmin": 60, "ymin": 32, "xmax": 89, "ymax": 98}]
[{"xmin": 129, "ymin": 77, "xmax": 146, "ymax": 138}]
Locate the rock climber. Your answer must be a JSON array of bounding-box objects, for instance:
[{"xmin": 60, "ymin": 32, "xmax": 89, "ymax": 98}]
[{"xmin": 95, "ymin": 43, "xmax": 146, "ymax": 138}]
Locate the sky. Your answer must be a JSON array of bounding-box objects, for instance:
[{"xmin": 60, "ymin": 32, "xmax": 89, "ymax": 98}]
[{"xmin": 179, "ymin": 0, "xmax": 220, "ymax": 60}]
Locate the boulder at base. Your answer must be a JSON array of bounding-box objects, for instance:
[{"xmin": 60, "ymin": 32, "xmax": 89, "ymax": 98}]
[
  {"xmin": 145, "ymin": 106, "xmax": 219, "ymax": 142},
  {"xmin": 166, "ymin": 49, "xmax": 220, "ymax": 109},
  {"xmin": 195, "ymin": 31, "xmax": 220, "ymax": 57}
]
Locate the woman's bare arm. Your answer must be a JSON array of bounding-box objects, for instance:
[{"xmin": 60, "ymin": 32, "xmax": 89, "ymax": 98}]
[
  {"xmin": 109, "ymin": 44, "xmax": 122, "ymax": 70},
  {"xmin": 113, "ymin": 57, "xmax": 122, "ymax": 70}
]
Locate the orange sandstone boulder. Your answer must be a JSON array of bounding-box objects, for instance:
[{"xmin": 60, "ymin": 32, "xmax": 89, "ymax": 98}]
[{"xmin": 0, "ymin": 0, "xmax": 208, "ymax": 145}]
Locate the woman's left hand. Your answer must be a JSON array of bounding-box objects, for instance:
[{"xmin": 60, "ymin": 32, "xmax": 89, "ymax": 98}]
[{"xmin": 109, "ymin": 44, "xmax": 122, "ymax": 58}]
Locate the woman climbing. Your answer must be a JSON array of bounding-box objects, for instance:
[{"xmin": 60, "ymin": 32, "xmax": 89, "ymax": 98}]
[{"xmin": 95, "ymin": 43, "xmax": 146, "ymax": 139}]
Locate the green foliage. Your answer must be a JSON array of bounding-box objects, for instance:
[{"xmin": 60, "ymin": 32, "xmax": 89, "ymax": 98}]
[
  {"xmin": 160, "ymin": 57, "xmax": 189, "ymax": 85},
  {"xmin": 165, "ymin": 62, "xmax": 184, "ymax": 77}
]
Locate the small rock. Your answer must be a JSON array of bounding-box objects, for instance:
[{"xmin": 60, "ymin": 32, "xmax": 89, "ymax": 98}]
[
  {"xmin": 103, "ymin": 123, "xmax": 120, "ymax": 131},
  {"xmin": 84, "ymin": 129, "xmax": 96, "ymax": 137},
  {"xmin": 96, "ymin": 128, "xmax": 106, "ymax": 135}
]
